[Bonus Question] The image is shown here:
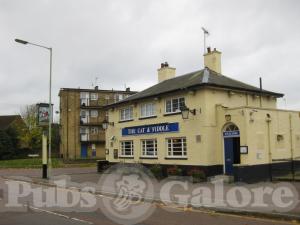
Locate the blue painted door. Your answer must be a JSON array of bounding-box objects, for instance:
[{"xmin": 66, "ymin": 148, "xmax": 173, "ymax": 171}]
[
  {"xmin": 224, "ymin": 138, "xmax": 234, "ymax": 175},
  {"xmin": 81, "ymin": 144, "xmax": 88, "ymax": 158}
]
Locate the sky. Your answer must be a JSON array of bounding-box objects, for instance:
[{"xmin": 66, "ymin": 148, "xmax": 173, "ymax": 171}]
[{"xmin": 0, "ymin": 0, "xmax": 300, "ymax": 120}]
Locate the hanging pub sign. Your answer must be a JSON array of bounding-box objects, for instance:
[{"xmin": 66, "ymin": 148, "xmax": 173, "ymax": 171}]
[
  {"xmin": 37, "ymin": 103, "xmax": 53, "ymax": 126},
  {"xmin": 122, "ymin": 122, "xmax": 179, "ymax": 136}
]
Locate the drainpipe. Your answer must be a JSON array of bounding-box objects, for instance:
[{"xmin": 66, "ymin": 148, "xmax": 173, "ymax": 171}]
[
  {"xmin": 289, "ymin": 114, "xmax": 295, "ymax": 180},
  {"xmin": 259, "ymin": 77, "xmax": 263, "ymax": 108},
  {"xmin": 266, "ymin": 114, "xmax": 272, "ymax": 181}
]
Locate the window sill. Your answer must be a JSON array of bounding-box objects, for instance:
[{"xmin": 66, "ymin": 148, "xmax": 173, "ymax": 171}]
[
  {"xmin": 139, "ymin": 156, "xmax": 158, "ymax": 159},
  {"xmin": 163, "ymin": 112, "xmax": 182, "ymax": 117},
  {"xmin": 119, "ymin": 156, "xmax": 134, "ymax": 159},
  {"xmin": 164, "ymin": 157, "xmax": 188, "ymax": 160},
  {"xmin": 138, "ymin": 116, "xmax": 157, "ymax": 120},
  {"xmin": 119, "ymin": 119, "xmax": 134, "ymax": 123}
]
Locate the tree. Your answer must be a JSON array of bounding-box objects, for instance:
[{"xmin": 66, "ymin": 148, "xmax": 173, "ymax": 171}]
[
  {"xmin": 0, "ymin": 130, "xmax": 14, "ymax": 159},
  {"xmin": 20, "ymin": 104, "xmax": 43, "ymax": 153},
  {"xmin": 20, "ymin": 104, "xmax": 59, "ymax": 156}
]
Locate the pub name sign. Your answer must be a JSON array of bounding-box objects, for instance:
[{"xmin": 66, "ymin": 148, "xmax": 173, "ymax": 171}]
[{"xmin": 122, "ymin": 123, "xmax": 179, "ymax": 136}]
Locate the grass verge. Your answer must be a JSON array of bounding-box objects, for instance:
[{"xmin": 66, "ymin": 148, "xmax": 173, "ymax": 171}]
[{"xmin": 0, "ymin": 158, "xmax": 96, "ymax": 169}]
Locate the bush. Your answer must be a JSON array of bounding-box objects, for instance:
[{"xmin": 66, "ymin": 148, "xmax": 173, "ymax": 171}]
[
  {"xmin": 167, "ymin": 165, "xmax": 182, "ymax": 176},
  {"xmin": 150, "ymin": 164, "xmax": 163, "ymax": 179},
  {"xmin": 0, "ymin": 130, "xmax": 14, "ymax": 159},
  {"xmin": 187, "ymin": 168, "xmax": 206, "ymax": 182}
]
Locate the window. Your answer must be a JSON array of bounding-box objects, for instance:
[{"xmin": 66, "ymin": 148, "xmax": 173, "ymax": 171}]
[
  {"xmin": 120, "ymin": 107, "xmax": 133, "ymax": 121},
  {"xmin": 114, "ymin": 94, "xmax": 124, "ymax": 102},
  {"xmin": 80, "ymin": 127, "xmax": 88, "ymax": 134},
  {"xmin": 140, "ymin": 103, "xmax": 155, "ymax": 118},
  {"xmin": 90, "ymin": 93, "xmax": 98, "ymax": 100},
  {"xmin": 91, "ymin": 127, "xmax": 98, "ymax": 134},
  {"xmin": 90, "ymin": 110, "xmax": 98, "ymax": 117},
  {"xmin": 80, "ymin": 110, "xmax": 88, "ymax": 117},
  {"xmin": 120, "ymin": 141, "xmax": 134, "ymax": 157},
  {"xmin": 167, "ymin": 137, "xmax": 187, "ymax": 158},
  {"xmin": 165, "ymin": 97, "xmax": 185, "ymax": 113},
  {"xmin": 80, "ymin": 92, "xmax": 89, "ymax": 99},
  {"xmin": 141, "ymin": 139, "xmax": 157, "ymax": 157}
]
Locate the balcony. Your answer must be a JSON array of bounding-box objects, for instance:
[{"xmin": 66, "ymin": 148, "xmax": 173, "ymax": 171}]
[
  {"xmin": 80, "ymin": 116, "xmax": 104, "ymax": 126},
  {"xmin": 80, "ymin": 132, "xmax": 105, "ymax": 143},
  {"xmin": 80, "ymin": 98, "xmax": 107, "ymax": 108}
]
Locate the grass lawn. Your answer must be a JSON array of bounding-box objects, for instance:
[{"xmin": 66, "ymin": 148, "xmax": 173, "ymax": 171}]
[{"xmin": 0, "ymin": 158, "xmax": 96, "ymax": 169}]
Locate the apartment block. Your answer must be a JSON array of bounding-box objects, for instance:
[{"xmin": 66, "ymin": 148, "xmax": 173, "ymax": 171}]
[{"xmin": 59, "ymin": 87, "xmax": 137, "ymax": 159}]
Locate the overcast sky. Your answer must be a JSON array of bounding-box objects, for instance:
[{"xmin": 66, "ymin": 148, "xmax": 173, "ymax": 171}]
[{"xmin": 1, "ymin": 0, "xmax": 300, "ymax": 118}]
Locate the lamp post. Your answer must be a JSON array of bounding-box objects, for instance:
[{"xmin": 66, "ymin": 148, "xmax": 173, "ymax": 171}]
[{"xmin": 15, "ymin": 38, "xmax": 53, "ymax": 178}]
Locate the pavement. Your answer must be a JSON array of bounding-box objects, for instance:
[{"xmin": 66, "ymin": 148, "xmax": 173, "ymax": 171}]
[{"xmin": 0, "ymin": 167, "xmax": 300, "ymax": 225}]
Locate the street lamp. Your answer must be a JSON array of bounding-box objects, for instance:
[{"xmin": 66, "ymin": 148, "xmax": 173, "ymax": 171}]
[
  {"xmin": 180, "ymin": 104, "xmax": 196, "ymax": 119},
  {"xmin": 15, "ymin": 38, "xmax": 53, "ymax": 178}
]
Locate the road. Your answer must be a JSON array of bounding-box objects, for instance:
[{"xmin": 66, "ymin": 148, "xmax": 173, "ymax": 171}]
[
  {"xmin": 0, "ymin": 204, "xmax": 297, "ymax": 225},
  {"xmin": 0, "ymin": 168, "xmax": 299, "ymax": 225},
  {"xmin": 0, "ymin": 179, "xmax": 298, "ymax": 225}
]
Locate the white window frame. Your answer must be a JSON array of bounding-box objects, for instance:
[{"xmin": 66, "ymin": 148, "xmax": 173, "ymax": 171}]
[
  {"xmin": 166, "ymin": 137, "xmax": 187, "ymax": 158},
  {"xmin": 141, "ymin": 139, "xmax": 157, "ymax": 157},
  {"xmin": 90, "ymin": 110, "xmax": 98, "ymax": 118},
  {"xmin": 165, "ymin": 97, "xmax": 185, "ymax": 114},
  {"xmin": 90, "ymin": 127, "xmax": 98, "ymax": 134},
  {"xmin": 140, "ymin": 102, "xmax": 156, "ymax": 118},
  {"xmin": 80, "ymin": 127, "xmax": 88, "ymax": 134},
  {"xmin": 90, "ymin": 93, "xmax": 98, "ymax": 100},
  {"xmin": 120, "ymin": 106, "xmax": 133, "ymax": 121},
  {"xmin": 80, "ymin": 92, "xmax": 89, "ymax": 99},
  {"xmin": 120, "ymin": 141, "xmax": 134, "ymax": 157}
]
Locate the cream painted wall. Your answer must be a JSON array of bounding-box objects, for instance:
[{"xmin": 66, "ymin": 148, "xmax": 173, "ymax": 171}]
[
  {"xmin": 217, "ymin": 106, "xmax": 300, "ymax": 166},
  {"xmin": 105, "ymin": 87, "xmax": 298, "ymax": 169}
]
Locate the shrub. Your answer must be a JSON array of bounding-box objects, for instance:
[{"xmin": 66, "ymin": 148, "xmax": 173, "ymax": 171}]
[
  {"xmin": 167, "ymin": 165, "xmax": 182, "ymax": 176},
  {"xmin": 150, "ymin": 164, "xmax": 163, "ymax": 179},
  {"xmin": 187, "ymin": 168, "xmax": 206, "ymax": 182}
]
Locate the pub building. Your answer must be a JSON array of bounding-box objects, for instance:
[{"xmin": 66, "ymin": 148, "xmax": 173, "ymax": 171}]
[{"xmin": 103, "ymin": 47, "xmax": 300, "ymax": 182}]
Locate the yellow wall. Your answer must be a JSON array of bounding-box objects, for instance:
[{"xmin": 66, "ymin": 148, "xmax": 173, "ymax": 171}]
[{"xmin": 105, "ymin": 87, "xmax": 299, "ymax": 170}]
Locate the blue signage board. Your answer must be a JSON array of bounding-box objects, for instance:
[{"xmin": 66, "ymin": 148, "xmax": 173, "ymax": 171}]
[
  {"xmin": 122, "ymin": 123, "xmax": 179, "ymax": 136},
  {"xmin": 223, "ymin": 130, "xmax": 240, "ymax": 137}
]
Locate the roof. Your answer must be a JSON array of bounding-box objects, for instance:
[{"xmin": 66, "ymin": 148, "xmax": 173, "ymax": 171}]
[
  {"xmin": 107, "ymin": 68, "xmax": 284, "ymax": 107},
  {"xmin": 59, "ymin": 88, "xmax": 137, "ymax": 95},
  {"xmin": 0, "ymin": 115, "xmax": 23, "ymax": 130}
]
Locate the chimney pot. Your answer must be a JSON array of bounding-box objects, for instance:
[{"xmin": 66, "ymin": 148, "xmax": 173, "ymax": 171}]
[
  {"xmin": 204, "ymin": 47, "xmax": 222, "ymax": 74},
  {"xmin": 157, "ymin": 62, "xmax": 176, "ymax": 83}
]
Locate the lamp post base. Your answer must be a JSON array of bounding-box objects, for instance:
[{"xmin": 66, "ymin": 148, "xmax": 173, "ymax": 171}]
[{"xmin": 42, "ymin": 164, "xmax": 48, "ymax": 179}]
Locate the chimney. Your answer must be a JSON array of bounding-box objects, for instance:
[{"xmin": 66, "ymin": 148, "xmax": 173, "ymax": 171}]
[
  {"xmin": 126, "ymin": 87, "xmax": 131, "ymax": 92},
  {"xmin": 157, "ymin": 62, "xmax": 176, "ymax": 82},
  {"xmin": 204, "ymin": 47, "xmax": 222, "ymax": 74},
  {"xmin": 95, "ymin": 85, "xmax": 99, "ymax": 90}
]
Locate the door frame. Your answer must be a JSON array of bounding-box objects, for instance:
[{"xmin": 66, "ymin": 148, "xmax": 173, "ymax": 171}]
[{"xmin": 222, "ymin": 123, "xmax": 240, "ymax": 174}]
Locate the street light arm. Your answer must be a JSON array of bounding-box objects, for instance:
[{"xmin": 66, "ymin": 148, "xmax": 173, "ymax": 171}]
[{"xmin": 15, "ymin": 38, "xmax": 51, "ymax": 50}]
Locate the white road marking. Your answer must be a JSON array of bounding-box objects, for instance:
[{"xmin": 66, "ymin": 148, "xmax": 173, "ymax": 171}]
[{"xmin": 29, "ymin": 205, "xmax": 93, "ymax": 225}]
